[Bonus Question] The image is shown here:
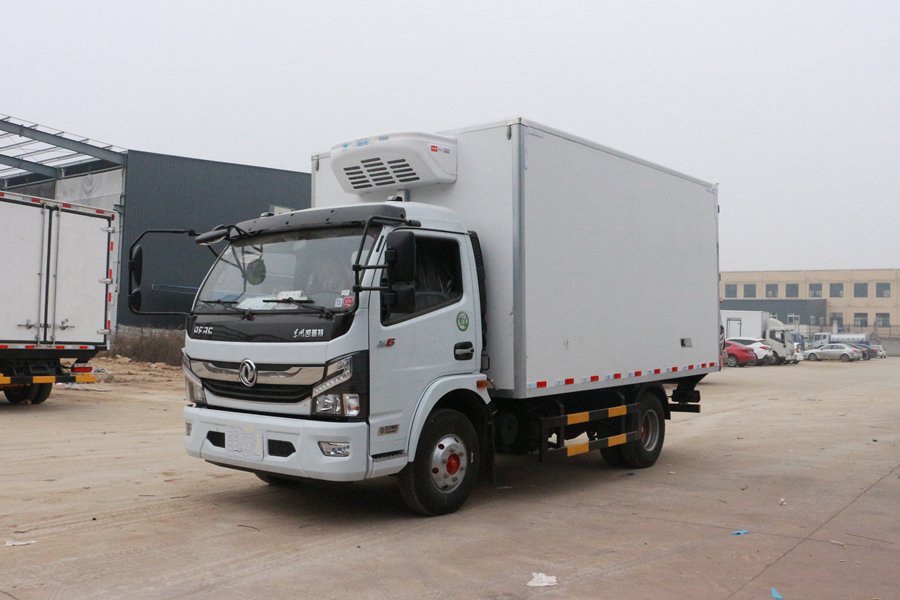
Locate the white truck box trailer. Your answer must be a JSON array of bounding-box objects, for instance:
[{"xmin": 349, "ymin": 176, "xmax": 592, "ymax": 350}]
[
  {"xmin": 313, "ymin": 120, "xmax": 722, "ymax": 394},
  {"xmin": 137, "ymin": 118, "xmax": 720, "ymax": 515},
  {"xmin": 0, "ymin": 191, "xmax": 112, "ymax": 404},
  {"xmin": 721, "ymin": 309, "xmax": 797, "ymax": 364}
]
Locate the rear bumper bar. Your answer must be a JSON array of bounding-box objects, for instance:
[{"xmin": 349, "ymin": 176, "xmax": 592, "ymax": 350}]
[{"xmin": 0, "ymin": 374, "xmax": 95, "ymax": 385}]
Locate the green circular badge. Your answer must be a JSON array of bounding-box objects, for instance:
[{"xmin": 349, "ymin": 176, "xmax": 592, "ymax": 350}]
[{"xmin": 456, "ymin": 311, "xmax": 470, "ymax": 331}]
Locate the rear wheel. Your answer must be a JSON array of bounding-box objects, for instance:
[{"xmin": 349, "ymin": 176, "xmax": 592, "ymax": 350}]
[
  {"xmin": 3, "ymin": 383, "xmax": 52, "ymax": 405},
  {"xmin": 398, "ymin": 409, "xmax": 479, "ymax": 516},
  {"xmin": 840, "ymin": 353, "xmax": 850, "ymax": 362},
  {"xmin": 621, "ymin": 392, "xmax": 666, "ymax": 468},
  {"xmin": 600, "ymin": 445, "xmax": 627, "ymax": 467}
]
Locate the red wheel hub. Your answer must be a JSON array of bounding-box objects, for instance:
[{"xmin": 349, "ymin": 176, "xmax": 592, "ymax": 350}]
[{"xmin": 446, "ymin": 453, "xmax": 461, "ymax": 475}]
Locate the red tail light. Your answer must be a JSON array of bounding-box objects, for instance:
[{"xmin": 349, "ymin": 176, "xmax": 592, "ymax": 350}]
[{"xmin": 72, "ymin": 364, "xmax": 93, "ymax": 373}]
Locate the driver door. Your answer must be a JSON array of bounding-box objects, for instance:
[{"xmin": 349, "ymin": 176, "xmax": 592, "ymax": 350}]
[{"xmin": 367, "ymin": 231, "xmax": 479, "ymax": 457}]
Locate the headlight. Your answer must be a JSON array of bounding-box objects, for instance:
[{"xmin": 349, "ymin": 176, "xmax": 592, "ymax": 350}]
[
  {"xmin": 311, "ymin": 353, "xmax": 368, "ymax": 418},
  {"xmin": 182, "ymin": 352, "xmax": 207, "ymax": 405}
]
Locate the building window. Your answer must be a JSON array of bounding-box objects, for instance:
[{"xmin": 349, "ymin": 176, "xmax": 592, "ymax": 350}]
[
  {"xmin": 854, "ymin": 283, "xmax": 868, "ymax": 298},
  {"xmin": 875, "ymin": 313, "xmax": 890, "ymax": 327},
  {"xmin": 743, "ymin": 284, "xmax": 756, "ymax": 298},
  {"xmin": 830, "ymin": 313, "xmax": 843, "ymax": 327},
  {"xmin": 853, "ymin": 313, "xmax": 868, "ymax": 327},
  {"xmin": 810, "ymin": 315, "xmax": 823, "ymax": 326},
  {"xmin": 787, "ymin": 313, "xmax": 800, "ymax": 324},
  {"xmin": 765, "ymin": 284, "xmax": 778, "ymax": 298},
  {"xmin": 786, "ymin": 283, "xmax": 799, "ymax": 298},
  {"xmin": 809, "ymin": 283, "xmax": 822, "ymax": 297},
  {"xmin": 876, "ymin": 283, "xmax": 891, "ymax": 298},
  {"xmin": 724, "ymin": 284, "xmax": 737, "ymax": 298},
  {"xmin": 830, "ymin": 283, "xmax": 843, "ymax": 298}
]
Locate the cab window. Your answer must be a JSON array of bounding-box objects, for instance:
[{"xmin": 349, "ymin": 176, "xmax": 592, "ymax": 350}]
[{"xmin": 382, "ymin": 235, "xmax": 463, "ymax": 325}]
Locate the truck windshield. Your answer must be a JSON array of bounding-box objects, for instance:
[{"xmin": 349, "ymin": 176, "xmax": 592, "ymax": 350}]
[{"xmin": 194, "ymin": 226, "xmax": 377, "ymax": 314}]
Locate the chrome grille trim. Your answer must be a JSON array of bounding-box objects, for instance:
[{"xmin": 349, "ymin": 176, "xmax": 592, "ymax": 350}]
[{"xmin": 190, "ymin": 361, "xmax": 324, "ymax": 385}]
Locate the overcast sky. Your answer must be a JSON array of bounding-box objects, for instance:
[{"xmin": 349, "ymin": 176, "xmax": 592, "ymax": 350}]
[{"xmin": 5, "ymin": 0, "xmax": 899, "ymax": 271}]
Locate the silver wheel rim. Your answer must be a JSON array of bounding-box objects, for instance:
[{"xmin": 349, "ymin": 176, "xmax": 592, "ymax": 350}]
[
  {"xmin": 639, "ymin": 410, "xmax": 660, "ymax": 452},
  {"xmin": 429, "ymin": 434, "xmax": 467, "ymax": 493}
]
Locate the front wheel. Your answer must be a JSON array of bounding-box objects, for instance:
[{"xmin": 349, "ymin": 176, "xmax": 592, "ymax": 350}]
[
  {"xmin": 808, "ymin": 353, "xmax": 818, "ymax": 361},
  {"xmin": 725, "ymin": 355, "xmax": 738, "ymax": 367},
  {"xmin": 255, "ymin": 472, "xmax": 298, "ymax": 486},
  {"xmin": 621, "ymin": 391, "xmax": 666, "ymax": 468},
  {"xmin": 398, "ymin": 409, "xmax": 480, "ymax": 516}
]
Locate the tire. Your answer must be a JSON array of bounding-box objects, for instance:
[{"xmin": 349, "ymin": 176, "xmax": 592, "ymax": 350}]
[
  {"xmin": 748, "ymin": 357, "xmax": 758, "ymax": 366},
  {"xmin": 398, "ymin": 409, "xmax": 480, "ymax": 516},
  {"xmin": 808, "ymin": 353, "xmax": 818, "ymax": 361},
  {"xmin": 3, "ymin": 383, "xmax": 52, "ymax": 405},
  {"xmin": 725, "ymin": 355, "xmax": 738, "ymax": 367},
  {"xmin": 600, "ymin": 445, "xmax": 627, "ymax": 467},
  {"xmin": 840, "ymin": 354, "xmax": 850, "ymax": 362},
  {"xmin": 621, "ymin": 392, "xmax": 666, "ymax": 469},
  {"xmin": 255, "ymin": 472, "xmax": 296, "ymax": 486}
]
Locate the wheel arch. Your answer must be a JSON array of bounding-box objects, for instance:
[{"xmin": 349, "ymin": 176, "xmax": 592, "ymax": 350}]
[
  {"xmin": 636, "ymin": 381, "xmax": 669, "ymax": 419},
  {"xmin": 406, "ymin": 375, "xmax": 491, "ymax": 462}
]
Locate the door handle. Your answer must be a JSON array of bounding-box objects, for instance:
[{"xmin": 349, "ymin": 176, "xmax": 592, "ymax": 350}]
[{"xmin": 454, "ymin": 342, "xmax": 474, "ymax": 361}]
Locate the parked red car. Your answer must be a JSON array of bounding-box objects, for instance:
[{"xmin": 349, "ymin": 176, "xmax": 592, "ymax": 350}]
[{"xmin": 722, "ymin": 340, "xmax": 756, "ymax": 367}]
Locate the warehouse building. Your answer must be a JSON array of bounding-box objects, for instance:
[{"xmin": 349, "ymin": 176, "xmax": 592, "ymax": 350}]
[
  {"xmin": 720, "ymin": 269, "xmax": 900, "ymax": 337},
  {"xmin": 0, "ymin": 114, "xmax": 310, "ymax": 329}
]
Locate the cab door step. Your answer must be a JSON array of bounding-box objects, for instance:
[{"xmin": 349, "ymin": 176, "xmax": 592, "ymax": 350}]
[{"xmin": 539, "ymin": 402, "xmax": 639, "ymax": 461}]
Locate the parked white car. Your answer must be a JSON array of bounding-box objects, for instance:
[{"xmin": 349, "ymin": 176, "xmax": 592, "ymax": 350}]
[
  {"xmin": 726, "ymin": 337, "xmax": 774, "ymax": 364},
  {"xmin": 804, "ymin": 344, "xmax": 863, "ymax": 362},
  {"xmin": 871, "ymin": 345, "xmax": 888, "ymax": 359}
]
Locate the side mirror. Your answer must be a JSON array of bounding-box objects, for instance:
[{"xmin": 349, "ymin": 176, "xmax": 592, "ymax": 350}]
[
  {"xmin": 129, "ymin": 244, "xmax": 143, "ymax": 287},
  {"xmin": 129, "ymin": 288, "xmax": 142, "ymax": 312},
  {"xmin": 382, "ymin": 283, "xmax": 415, "ymax": 314},
  {"xmin": 385, "ymin": 230, "xmax": 416, "ymax": 283}
]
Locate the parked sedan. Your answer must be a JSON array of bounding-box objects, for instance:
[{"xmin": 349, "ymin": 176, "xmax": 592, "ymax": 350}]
[
  {"xmin": 871, "ymin": 345, "xmax": 888, "ymax": 359},
  {"xmin": 804, "ymin": 343, "xmax": 863, "ymax": 362},
  {"xmin": 726, "ymin": 337, "xmax": 774, "ymax": 364},
  {"xmin": 723, "ymin": 340, "xmax": 757, "ymax": 367}
]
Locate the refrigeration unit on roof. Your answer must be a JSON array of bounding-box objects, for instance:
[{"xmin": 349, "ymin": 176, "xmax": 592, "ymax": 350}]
[{"xmin": 330, "ymin": 132, "xmax": 457, "ymax": 196}]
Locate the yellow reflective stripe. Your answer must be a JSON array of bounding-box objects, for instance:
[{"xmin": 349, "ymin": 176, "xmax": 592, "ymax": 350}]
[
  {"xmin": 0, "ymin": 377, "xmax": 10, "ymax": 385},
  {"xmin": 566, "ymin": 442, "xmax": 590, "ymax": 457},
  {"xmin": 607, "ymin": 434, "xmax": 628, "ymax": 447},
  {"xmin": 74, "ymin": 375, "xmax": 95, "ymax": 383},
  {"xmin": 608, "ymin": 405, "xmax": 627, "ymax": 418},
  {"xmin": 32, "ymin": 376, "xmax": 56, "ymax": 384},
  {"xmin": 567, "ymin": 411, "xmax": 589, "ymax": 425}
]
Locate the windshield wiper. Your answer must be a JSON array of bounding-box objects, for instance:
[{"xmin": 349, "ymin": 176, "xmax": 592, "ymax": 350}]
[
  {"xmin": 260, "ymin": 298, "xmax": 335, "ymax": 319},
  {"xmin": 195, "ymin": 299, "xmax": 253, "ymax": 319}
]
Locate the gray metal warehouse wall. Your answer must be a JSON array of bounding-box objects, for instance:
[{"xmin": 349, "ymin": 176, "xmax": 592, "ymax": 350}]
[{"xmin": 118, "ymin": 150, "xmax": 310, "ymax": 328}]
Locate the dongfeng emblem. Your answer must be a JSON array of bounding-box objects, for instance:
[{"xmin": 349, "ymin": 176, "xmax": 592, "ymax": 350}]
[
  {"xmin": 456, "ymin": 311, "xmax": 470, "ymax": 332},
  {"xmin": 239, "ymin": 359, "xmax": 258, "ymax": 387}
]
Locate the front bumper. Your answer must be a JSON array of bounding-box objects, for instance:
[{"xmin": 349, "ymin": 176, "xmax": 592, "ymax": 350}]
[{"xmin": 184, "ymin": 405, "xmax": 369, "ymax": 482}]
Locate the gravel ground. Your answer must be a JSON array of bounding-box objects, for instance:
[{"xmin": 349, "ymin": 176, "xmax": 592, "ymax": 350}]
[{"xmin": 1, "ymin": 358, "xmax": 898, "ymax": 599}]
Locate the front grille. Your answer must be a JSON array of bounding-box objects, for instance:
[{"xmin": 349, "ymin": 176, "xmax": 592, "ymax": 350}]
[{"xmin": 201, "ymin": 379, "xmax": 311, "ymax": 403}]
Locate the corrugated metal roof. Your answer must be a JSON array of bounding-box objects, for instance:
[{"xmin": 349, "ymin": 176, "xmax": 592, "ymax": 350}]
[{"xmin": 0, "ymin": 114, "xmax": 126, "ymax": 179}]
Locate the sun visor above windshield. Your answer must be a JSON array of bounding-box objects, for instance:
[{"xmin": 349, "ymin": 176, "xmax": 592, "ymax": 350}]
[{"xmin": 330, "ymin": 132, "xmax": 457, "ymax": 196}]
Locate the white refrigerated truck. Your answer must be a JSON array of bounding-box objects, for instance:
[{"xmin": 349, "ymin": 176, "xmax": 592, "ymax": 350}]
[
  {"xmin": 132, "ymin": 118, "xmax": 720, "ymax": 514},
  {"xmin": 0, "ymin": 191, "xmax": 112, "ymax": 404},
  {"xmin": 721, "ymin": 309, "xmax": 797, "ymax": 364}
]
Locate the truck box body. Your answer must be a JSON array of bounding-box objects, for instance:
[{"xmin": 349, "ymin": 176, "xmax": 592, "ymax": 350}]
[
  {"xmin": 722, "ymin": 310, "xmax": 768, "ymax": 340},
  {"xmin": 0, "ymin": 191, "xmax": 114, "ymax": 352},
  {"xmin": 313, "ymin": 119, "xmax": 721, "ymax": 397}
]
